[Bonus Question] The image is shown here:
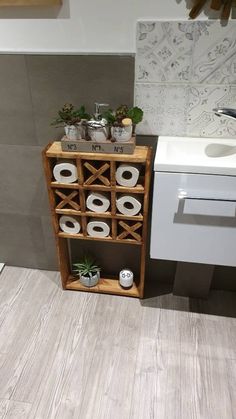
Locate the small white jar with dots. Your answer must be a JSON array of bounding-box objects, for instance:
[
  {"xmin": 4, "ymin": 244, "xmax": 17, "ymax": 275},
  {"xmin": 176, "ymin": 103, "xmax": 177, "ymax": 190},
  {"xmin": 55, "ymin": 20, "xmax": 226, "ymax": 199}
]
[{"xmin": 119, "ymin": 268, "xmax": 134, "ymax": 289}]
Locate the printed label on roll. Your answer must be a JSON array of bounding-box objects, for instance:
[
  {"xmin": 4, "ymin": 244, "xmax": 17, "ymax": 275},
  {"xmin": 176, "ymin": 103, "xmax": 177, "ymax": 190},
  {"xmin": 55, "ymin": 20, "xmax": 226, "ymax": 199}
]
[
  {"xmin": 116, "ymin": 194, "xmax": 142, "ymax": 216},
  {"xmin": 115, "ymin": 163, "xmax": 140, "ymax": 187},
  {"xmin": 87, "ymin": 218, "xmax": 110, "ymax": 237},
  {"xmin": 59, "ymin": 215, "xmax": 81, "ymax": 234},
  {"xmin": 86, "ymin": 192, "xmax": 110, "ymax": 213},
  {"xmin": 53, "ymin": 162, "xmax": 78, "ymax": 184}
]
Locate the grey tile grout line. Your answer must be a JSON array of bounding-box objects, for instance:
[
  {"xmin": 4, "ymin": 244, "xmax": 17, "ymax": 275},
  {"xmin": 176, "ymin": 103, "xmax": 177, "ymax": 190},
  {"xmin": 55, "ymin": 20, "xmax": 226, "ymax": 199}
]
[{"xmin": 23, "ymin": 55, "xmax": 39, "ymax": 146}]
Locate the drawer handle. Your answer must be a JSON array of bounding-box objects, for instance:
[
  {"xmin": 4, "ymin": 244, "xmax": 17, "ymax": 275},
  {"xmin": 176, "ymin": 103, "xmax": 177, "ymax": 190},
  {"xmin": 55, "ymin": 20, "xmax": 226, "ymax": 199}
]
[{"xmin": 178, "ymin": 191, "xmax": 236, "ymax": 203}]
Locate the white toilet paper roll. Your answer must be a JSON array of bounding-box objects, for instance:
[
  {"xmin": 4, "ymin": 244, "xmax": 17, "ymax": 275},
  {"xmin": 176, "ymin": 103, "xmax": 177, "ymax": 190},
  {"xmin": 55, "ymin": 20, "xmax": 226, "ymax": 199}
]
[
  {"xmin": 87, "ymin": 218, "xmax": 110, "ymax": 238},
  {"xmin": 59, "ymin": 215, "xmax": 81, "ymax": 234},
  {"xmin": 53, "ymin": 162, "xmax": 78, "ymax": 184},
  {"xmin": 86, "ymin": 192, "xmax": 110, "ymax": 213},
  {"xmin": 116, "ymin": 194, "xmax": 142, "ymax": 216},
  {"xmin": 115, "ymin": 163, "xmax": 140, "ymax": 187}
]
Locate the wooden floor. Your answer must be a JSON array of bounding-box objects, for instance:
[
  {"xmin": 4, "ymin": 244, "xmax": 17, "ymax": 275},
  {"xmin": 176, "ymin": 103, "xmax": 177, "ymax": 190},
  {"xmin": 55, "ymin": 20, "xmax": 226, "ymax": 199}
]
[{"xmin": 0, "ymin": 267, "xmax": 236, "ymax": 419}]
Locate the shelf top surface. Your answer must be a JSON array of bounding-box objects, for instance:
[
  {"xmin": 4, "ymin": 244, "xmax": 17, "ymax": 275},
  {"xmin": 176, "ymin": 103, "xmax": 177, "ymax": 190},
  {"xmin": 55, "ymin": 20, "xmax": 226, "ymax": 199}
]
[{"xmin": 45, "ymin": 141, "xmax": 150, "ymax": 162}]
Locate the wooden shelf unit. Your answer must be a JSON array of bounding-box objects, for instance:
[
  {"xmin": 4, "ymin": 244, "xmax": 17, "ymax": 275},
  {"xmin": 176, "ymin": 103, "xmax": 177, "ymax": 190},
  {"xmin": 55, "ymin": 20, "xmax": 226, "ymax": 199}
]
[
  {"xmin": 0, "ymin": 0, "xmax": 61, "ymax": 5},
  {"xmin": 43, "ymin": 141, "xmax": 152, "ymax": 298}
]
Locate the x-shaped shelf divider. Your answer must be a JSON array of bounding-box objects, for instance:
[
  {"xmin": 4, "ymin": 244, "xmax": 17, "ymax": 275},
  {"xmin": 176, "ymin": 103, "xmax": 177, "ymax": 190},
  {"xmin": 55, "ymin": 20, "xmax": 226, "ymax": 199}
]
[
  {"xmin": 117, "ymin": 220, "xmax": 142, "ymax": 242},
  {"xmin": 84, "ymin": 162, "xmax": 110, "ymax": 186},
  {"xmin": 55, "ymin": 189, "xmax": 80, "ymax": 211}
]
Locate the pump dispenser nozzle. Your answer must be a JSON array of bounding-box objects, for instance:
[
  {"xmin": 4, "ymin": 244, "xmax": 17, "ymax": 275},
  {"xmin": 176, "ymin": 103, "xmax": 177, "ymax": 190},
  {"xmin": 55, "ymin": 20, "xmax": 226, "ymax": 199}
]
[{"xmin": 94, "ymin": 102, "xmax": 109, "ymax": 120}]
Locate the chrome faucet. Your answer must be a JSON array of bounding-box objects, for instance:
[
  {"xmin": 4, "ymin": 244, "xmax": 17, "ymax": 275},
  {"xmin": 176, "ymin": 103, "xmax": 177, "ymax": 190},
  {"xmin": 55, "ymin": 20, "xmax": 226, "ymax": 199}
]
[{"xmin": 213, "ymin": 107, "xmax": 236, "ymax": 120}]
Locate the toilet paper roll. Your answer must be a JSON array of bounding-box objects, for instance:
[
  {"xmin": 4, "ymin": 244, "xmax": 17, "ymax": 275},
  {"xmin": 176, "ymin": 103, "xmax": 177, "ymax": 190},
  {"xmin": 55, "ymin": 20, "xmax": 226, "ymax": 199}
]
[
  {"xmin": 59, "ymin": 215, "xmax": 81, "ymax": 234},
  {"xmin": 116, "ymin": 194, "xmax": 142, "ymax": 216},
  {"xmin": 53, "ymin": 162, "xmax": 78, "ymax": 184},
  {"xmin": 87, "ymin": 218, "xmax": 110, "ymax": 238},
  {"xmin": 86, "ymin": 192, "xmax": 110, "ymax": 213},
  {"xmin": 115, "ymin": 163, "xmax": 140, "ymax": 187}
]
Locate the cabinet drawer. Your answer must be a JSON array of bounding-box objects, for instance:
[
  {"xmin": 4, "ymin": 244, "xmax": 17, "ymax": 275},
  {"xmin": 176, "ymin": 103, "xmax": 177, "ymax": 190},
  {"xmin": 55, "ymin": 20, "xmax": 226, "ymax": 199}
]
[{"xmin": 150, "ymin": 172, "xmax": 236, "ymax": 266}]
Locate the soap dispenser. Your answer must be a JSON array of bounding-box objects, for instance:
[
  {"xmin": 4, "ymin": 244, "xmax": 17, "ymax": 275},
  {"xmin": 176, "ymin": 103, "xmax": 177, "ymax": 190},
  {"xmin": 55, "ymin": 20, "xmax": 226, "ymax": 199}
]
[{"xmin": 87, "ymin": 102, "xmax": 109, "ymax": 143}]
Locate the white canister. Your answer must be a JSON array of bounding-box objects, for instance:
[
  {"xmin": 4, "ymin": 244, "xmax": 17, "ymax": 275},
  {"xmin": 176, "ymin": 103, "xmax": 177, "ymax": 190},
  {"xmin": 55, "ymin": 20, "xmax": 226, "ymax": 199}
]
[
  {"xmin": 87, "ymin": 118, "xmax": 109, "ymax": 143},
  {"xmin": 111, "ymin": 125, "xmax": 132, "ymax": 142},
  {"xmin": 119, "ymin": 268, "xmax": 134, "ymax": 289},
  {"xmin": 88, "ymin": 127, "xmax": 109, "ymax": 143},
  {"xmin": 64, "ymin": 124, "xmax": 84, "ymax": 140}
]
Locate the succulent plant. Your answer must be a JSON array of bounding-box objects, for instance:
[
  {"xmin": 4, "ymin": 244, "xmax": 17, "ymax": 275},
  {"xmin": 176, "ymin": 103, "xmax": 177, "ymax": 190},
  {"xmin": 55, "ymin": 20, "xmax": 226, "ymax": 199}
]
[
  {"xmin": 73, "ymin": 256, "xmax": 101, "ymax": 278},
  {"xmin": 51, "ymin": 103, "xmax": 90, "ymax": 127},
  {"xmin": 102, "ymin": 105, "xmax": 143, "ymax": 128},
  {"xmin": 115, "ymin": 105, "xmax": 129, "ymax": 123}
]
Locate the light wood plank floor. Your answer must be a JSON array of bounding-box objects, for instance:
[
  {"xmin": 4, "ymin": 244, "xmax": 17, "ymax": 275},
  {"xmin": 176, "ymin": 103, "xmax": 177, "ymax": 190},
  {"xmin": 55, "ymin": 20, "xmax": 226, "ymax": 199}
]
[{"xmin": 0, "ymin": 266, "xmax": 236, "ymax": 419}]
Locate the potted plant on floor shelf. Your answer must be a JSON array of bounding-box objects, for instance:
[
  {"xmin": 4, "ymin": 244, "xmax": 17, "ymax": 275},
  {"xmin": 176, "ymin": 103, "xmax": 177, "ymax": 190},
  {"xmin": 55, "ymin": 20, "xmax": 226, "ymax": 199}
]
[
  {"xmin": 103, "ymin": 105, "xmax": 143, "ymax": 142},
  {"xmin": 73, "ymin": 255, "xmax": 101, "ymax": 287},
  {"xmin": 51, "ymin": 103, "xmax": 90, "ymax": 140}
]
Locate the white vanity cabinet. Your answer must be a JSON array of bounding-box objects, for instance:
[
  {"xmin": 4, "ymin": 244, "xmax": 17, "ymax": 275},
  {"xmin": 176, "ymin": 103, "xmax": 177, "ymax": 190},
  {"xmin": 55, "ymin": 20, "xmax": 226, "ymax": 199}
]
[{"xmin": 151, "ymin": 171, "xmax": 236, "ymax": 266}]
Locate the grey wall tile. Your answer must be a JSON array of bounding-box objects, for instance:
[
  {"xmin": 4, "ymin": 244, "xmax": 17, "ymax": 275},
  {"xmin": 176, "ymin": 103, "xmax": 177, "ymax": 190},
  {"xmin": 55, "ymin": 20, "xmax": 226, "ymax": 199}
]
[
  {"xmin": 0, "ymin": 55, "xmax": 37, "ymax": 146},
  {"xmin": 0, "ymin": 144, "xmax": 50, "ymax": 216},
  {"xmin": 192, "ymin": 21, "xmax": 236, "ymax": 84},
  {"xmin": 0, "ymin": 213, "xmax": 46, "ymax": 269},
  {"xmin": 26, "ymin": 55, "xmax": 135, "ymax": 146},
  {"xmin": 187, "ymin": 85, "xmax": 236, "ymax": 138},
  {"xmin": 41, "ymin": 216, "xmax": 58, "ymax": 271},
  {"xmin": 135, "ymin": 83, "xmax": 188, "ymax": 136},
  {"xmin": 136, "ymin": 21, "xmax": 195, "ymax": 83}
]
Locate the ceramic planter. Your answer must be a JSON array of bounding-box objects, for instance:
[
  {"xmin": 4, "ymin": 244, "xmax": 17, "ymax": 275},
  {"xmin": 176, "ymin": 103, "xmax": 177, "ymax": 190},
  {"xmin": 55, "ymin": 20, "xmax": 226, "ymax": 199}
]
[
  {"xmin": 111, "ymin": 125, "xmax": 133, "ymax": 142},
  {"xmin": 64, "ymin": 124, "xmax": 85, "ymax": 140},
  {"xmin": 79, "ymin": 271, "xmax": 100, "ymax": 287}
]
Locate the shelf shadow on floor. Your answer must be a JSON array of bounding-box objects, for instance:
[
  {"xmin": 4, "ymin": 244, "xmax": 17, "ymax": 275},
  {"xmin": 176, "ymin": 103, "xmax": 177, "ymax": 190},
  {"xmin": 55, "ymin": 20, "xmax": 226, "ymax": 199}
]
[{"xmin": 142, "ymin": 281, "xmax": 236, "ymax": 318}]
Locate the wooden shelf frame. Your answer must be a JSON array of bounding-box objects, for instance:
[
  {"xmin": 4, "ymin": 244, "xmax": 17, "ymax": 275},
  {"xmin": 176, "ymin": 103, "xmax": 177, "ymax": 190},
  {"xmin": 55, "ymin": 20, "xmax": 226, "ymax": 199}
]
[
  {"xmin": 43, "ymin": 141, "xmax": 152, "ymax": 298},
  {"xmin": 0, "ymin": 0, "xmax": 61, "ymax": 5},
  {"xmin": 51, "ymin": 182, "xmax": 145, "ymax": 194}
]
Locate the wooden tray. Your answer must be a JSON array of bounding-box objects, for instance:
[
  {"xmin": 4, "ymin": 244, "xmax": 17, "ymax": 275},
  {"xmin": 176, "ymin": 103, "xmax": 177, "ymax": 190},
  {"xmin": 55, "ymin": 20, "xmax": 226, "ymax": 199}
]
[{"xmin": 61, "ymin": 136, "xmax": 136, "ymax": 154}]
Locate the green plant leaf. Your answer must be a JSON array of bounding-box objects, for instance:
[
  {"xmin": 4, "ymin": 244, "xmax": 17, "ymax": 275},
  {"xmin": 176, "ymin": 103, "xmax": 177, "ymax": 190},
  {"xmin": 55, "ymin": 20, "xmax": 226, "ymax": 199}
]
[
  {"xmin": 127, "ymin": 107, "xmax": 143, "ymax": 124},
  {"xmin": 102, "ymin": 110, "xmax": 116, "ymax": 125},
  {"xmin": 51, "ymin": 103, "xmax": 90, "ymax": 127},
  {"xmin": 73, "ymin": 256, "xmax": 101, "ymax": 277}
]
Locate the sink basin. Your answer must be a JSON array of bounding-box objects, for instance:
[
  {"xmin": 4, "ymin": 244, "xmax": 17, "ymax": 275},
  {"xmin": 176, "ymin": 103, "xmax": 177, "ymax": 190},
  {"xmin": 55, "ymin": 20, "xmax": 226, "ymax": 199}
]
[{"xmin": 155, "ymin": 136, "xmax": 236, "ymax": 175}]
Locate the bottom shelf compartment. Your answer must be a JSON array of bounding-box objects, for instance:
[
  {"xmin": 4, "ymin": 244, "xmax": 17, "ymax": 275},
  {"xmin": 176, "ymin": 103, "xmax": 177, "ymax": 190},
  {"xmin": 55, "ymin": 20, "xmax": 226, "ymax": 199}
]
[
  {"xmin": 68, "ymin": 239, "xmax": 143, "ymax": 298},
  {"xmin": 66, "ymin": 275, "xmax": 140, "ymax": 297}
]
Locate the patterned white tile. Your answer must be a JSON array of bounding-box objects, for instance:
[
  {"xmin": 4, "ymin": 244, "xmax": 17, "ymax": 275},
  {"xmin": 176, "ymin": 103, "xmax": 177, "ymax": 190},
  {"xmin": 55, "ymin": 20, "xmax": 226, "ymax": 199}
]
[
  {"xmin": 192, "ymin": 21, "xmax": 236, "ymax": 84},
  {"xmin": 136, "ymin": 21, "xmax": 195, "ymax": 83},
  {"xmin": 187, "ymin": 85, "xmax": 236, "ymax": 138},
  {"xmin": 135, "ymin": 21, "xmax": 236, "ymax": 138},
  {"xmin": 135, "ymin": 83, "xmax": 188, "ymax": 136}
]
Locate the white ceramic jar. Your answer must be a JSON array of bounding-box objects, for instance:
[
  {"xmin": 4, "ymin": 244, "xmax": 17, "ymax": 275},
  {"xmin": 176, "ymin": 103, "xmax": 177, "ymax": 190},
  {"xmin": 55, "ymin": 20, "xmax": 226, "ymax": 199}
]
[
  {"xmin": 119, "ymin": 268, "xmax": 134, "ymax": 288},
  {"xmin": 64, "ymin": 124, "xmax": 84, "ymax": 140},
  {"xmin": 111, "ymin": 125, "xmax": 133, "ymax": 142},
  {"xmin": 87, "ymin": 118, "xmax": 109, "ymax": 143}
]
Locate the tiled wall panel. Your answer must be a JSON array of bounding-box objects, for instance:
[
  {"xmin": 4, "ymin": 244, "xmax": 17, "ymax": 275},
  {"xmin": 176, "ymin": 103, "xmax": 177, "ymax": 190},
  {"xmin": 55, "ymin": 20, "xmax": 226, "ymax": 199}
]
[
  {"xmin": 135, "ymin": 21, "xmax": 236, "ymax": 138},
  {"xmin": 0, "ymin": 55, "xmax": 134, "ymax": 270}
]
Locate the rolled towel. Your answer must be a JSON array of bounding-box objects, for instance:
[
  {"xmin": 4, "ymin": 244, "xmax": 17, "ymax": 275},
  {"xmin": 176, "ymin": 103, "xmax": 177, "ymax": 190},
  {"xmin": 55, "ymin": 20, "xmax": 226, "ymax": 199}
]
[
  {"xmin": 59, "ymin": 215, "xmax": 81, "ymax": 234},
  {"xmin": 115, "ymin": 163, "xmax": 140, "ymax": 187},
  {"xmin": 53, "ymin": 162, "xmax": 78, "ymax": 184},
  {"xmin": 86, "ymin": 192, "xmax": 110, "ymax": 213},
  {"xmin": 87, "ymin": 218, "xmax": 110, "ymax": 238},
  {"xmin": 116, "ymin": 194, "xmax": 142, "ymax": 216}
]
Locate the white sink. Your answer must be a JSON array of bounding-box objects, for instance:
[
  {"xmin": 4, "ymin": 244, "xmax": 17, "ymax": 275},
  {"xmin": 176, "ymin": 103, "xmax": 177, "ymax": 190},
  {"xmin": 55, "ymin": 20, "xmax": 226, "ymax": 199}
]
[{"xmin": 155, "ymin": 136, "xmax": 236, "ymax": 175}]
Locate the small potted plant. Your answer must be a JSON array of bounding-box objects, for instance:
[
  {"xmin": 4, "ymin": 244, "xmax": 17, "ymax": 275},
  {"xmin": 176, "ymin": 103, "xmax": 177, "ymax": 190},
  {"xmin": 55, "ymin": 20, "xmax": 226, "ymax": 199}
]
[
  {"xmin": 103, "ymin": 105, "xmax": 143, "ymax": 142},
  {"xmin": 51, "ymin": 103, "xmax": 90, "ymax": 141},
  {"xmin": 73, "ymin": 255, "xmax": 101, "ymax": 287}
]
